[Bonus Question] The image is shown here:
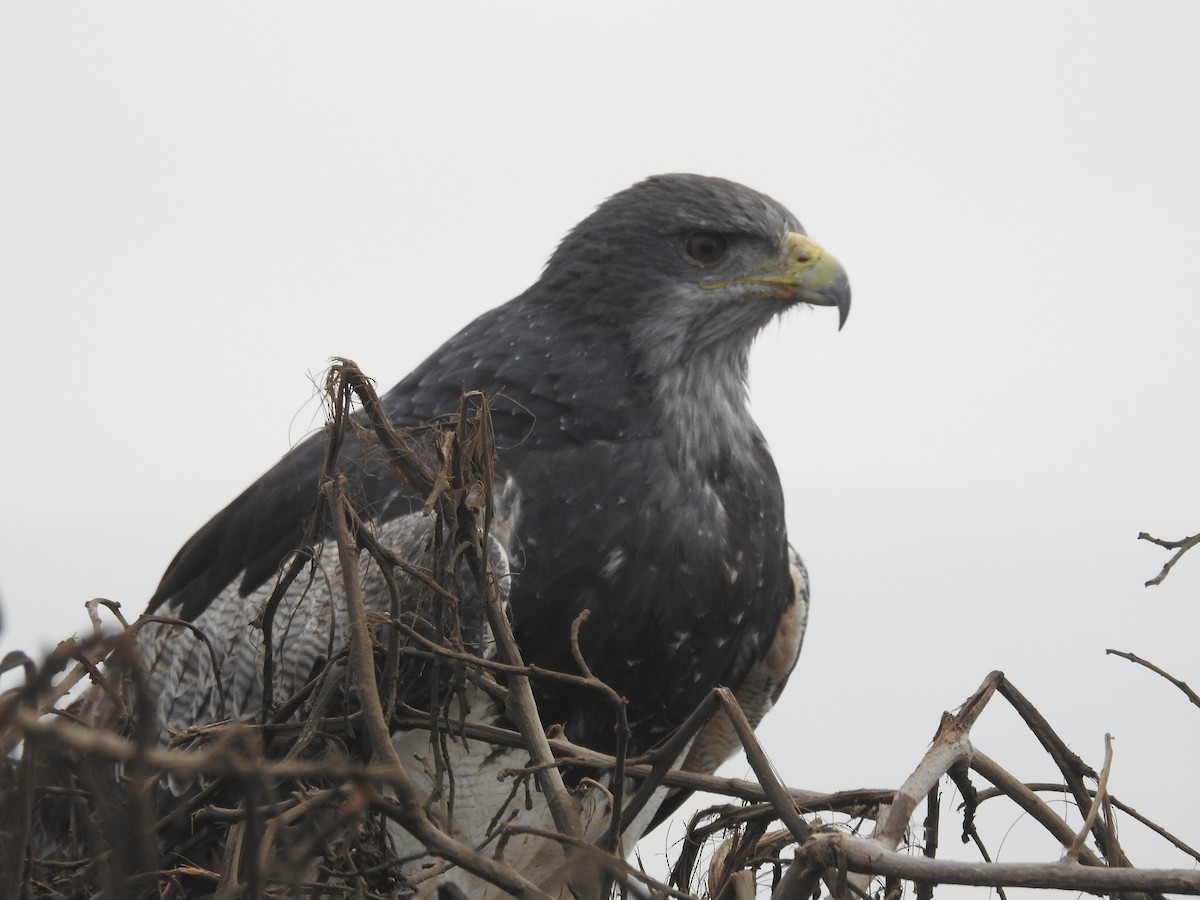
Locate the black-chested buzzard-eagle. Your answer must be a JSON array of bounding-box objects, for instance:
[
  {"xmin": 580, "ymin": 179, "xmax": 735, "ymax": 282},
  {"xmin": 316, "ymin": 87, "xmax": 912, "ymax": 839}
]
[{"xmin": 86, "ymin": 174, "xmax": 849, "ymax": 895}]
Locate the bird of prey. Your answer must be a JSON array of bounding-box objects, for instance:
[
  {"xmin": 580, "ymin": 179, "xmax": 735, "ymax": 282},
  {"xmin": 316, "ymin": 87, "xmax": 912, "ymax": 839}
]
[{"xmin": 117, "ymin": 174, "xmax": 848, "ymax": 894}]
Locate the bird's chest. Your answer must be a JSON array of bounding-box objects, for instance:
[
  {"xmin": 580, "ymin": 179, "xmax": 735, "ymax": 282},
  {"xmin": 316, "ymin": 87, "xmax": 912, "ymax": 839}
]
[
  {"xmin": 501, "ymin": 439, "xmax": 789, "ymax": 747},
  {"xmin": 629, "ymin": 464, "xmax": 788, "ymax": 673}
]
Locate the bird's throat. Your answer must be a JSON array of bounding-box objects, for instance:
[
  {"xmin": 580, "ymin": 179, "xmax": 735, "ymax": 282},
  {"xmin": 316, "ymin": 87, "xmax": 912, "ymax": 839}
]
[{"xmin": 653, "ymin": 345, "xmax": 757, "ymax": 474}]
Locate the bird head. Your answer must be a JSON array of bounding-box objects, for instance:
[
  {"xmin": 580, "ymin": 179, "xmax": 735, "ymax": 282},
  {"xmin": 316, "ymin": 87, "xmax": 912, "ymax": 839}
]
[{"xmin": 542, "ymin": 174, "xmax": 850, "ymax": 371}]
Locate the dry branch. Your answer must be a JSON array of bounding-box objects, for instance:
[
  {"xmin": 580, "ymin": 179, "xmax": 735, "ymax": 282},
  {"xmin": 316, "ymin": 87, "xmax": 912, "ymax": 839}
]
[
  {"xmin": 1138, "ymin": 530, "xmax": 1200, "ymax": 587},
  {"xmin": 1106, "ymin": 648, "xmax": 1200, "ymax": 710},
  {"xmin": 795, "ymin": 832, "xmax": 1200, "ymax": 894}
]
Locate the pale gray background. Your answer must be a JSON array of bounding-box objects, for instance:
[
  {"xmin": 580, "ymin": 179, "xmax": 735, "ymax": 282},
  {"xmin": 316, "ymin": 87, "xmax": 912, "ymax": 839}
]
[{"xmin": 2, "ymin": 2, "xmax": 1198, "ymax": 892}]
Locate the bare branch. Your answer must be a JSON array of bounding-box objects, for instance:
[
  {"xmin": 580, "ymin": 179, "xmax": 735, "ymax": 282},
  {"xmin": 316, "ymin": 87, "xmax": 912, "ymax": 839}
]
[
  {"xmin": 874, "ymin": 672, "xmax": 999, "ymax": 848},
  {"xmin": 970, "ymin": 751, "xmax": 1104, "ymax": 866},
  {"xmin": 1138, "ymin": 530, "xmax": 1200, "ymax": 587},
  {"xmin": 1067, "ymin": 733, "xmax": 1114, "ymax": 862},
  {"xmin": 1107, "ymin": 648, "xmax": 1200, "ymax": 710},
  {"xmin": 714, "ymin": 687, "xmax": 810, "ymax": 846},
  {"xmin": 798, "ymin": 831, "xmax": 1200, "ymax": 894}
]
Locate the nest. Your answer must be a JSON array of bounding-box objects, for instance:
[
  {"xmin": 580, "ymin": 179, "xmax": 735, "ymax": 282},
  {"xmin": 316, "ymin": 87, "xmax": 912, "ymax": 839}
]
[{"xmin": 2, "ymin": 362, "xmax": 1197, "ymax": 899}]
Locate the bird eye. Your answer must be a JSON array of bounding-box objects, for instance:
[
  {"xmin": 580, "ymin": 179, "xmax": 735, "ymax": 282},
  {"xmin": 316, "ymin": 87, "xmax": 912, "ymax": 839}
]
[{"xmin": 685, "ymin": 232, "xmax": 728, "ymax": 265}]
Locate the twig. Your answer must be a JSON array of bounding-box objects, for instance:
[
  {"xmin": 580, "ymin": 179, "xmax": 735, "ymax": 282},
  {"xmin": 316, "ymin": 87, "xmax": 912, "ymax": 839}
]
[
  {"xmin": 134, "ymin": 614, "xmax": 229, "ymax": 721},
  {"xmin": 971, "ymin": 781, "xmax": 1200, "ymax": 864},
  {"xmin": 323, "ymin": 479, "xmax": 401, "ymax": 773},
  {"xmin": 323, "ymin": 475, "xmax": 549, "ymax": 898},
  {"xmin": 500, "ymin": 824, "xmax": 695, "ymax": 900},
  {"xmin": 619, "ymin": 689, "xmax": 723, "ymax": 832},
  {"xmin": 993, "ymin": 677, "xmax": 1140, "ymax": 871},
  {"xmin": 1067, "ymin": 734, "xmax": 1114, "ymax": 862},
  {"xmin": 367, "ymin": 788, "xmax": 552, "ymax": 899},
  {"xmin": 570, "ymin": 609, "xmax": 630, "ymax": 864},
  {"xmin": 789, "ymin": 673, "xmax": 1001, "ymax": 900},
  {"xmin": 714, "ymin": 687, "xmax": 810, "ymax": 846},
  {"xmin": 1138, "ymin": 531, "xmax": 1200, "ymax": 587},
  {"xmin": 945, "ymin": 767, "xmax": 1010, "ymax": 900},
  {"xmin": 1106, "ymin": 649, "xmax": 1200, "ymax": 710},
  {"xmin": 874, "ymin": 672, "xmax": 1000, "ymax": 849},
  {"xmin": 333, "ymin": 365, "xmax": 585, "ymax": 862},
  {"xmin": 450, "ymin": 399, "xmax": 584, "ymax": 849},
  {"xmin": 915, "ymin": 786, "xmax": 939, "ymax": 900},
  {"xmin": 970, "ymin": 751, "xmax": 1104, "ymax": 866}
]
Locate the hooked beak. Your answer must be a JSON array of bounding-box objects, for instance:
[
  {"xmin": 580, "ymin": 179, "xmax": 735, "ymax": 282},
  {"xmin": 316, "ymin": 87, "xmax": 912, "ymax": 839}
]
[
  {"xmin": 781, "ymin": 232, "xmax": 851, "ymax": 330},
  {"xmin": 704, "ymin": 231, "xmax": 851, "ymax": 330}
]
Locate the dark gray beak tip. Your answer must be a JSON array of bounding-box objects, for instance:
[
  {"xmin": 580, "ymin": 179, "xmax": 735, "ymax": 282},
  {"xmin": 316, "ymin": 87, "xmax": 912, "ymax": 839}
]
[{"xmin": 834, "ymin": 272, "xmax": 851, "ymax": 331}]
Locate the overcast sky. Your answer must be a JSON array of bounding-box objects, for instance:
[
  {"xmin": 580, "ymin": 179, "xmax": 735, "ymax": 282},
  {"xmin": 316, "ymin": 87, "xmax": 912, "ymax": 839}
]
[{"xmin": 2, "ymin": 2, "xmax": 1198, "ymax": 891}]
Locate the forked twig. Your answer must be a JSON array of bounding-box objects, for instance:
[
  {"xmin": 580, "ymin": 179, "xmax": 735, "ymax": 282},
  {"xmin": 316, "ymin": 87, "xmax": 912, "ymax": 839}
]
[{"xmin": 1138, "ymin": 530, "xmax": 1200, "ymax": 587}]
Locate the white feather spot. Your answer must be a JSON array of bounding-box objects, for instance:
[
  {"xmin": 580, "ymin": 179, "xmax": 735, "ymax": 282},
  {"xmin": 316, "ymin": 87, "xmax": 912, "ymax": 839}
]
[{"xmin": 602, "ymin": 548, "xmax": 625, "ymax": 581}]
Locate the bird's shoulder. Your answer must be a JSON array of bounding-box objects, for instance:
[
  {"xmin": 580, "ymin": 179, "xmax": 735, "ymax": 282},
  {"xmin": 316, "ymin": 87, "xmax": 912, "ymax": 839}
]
[
  {"xmin": 147, "ymin": 294, "xmax": 648, "ymax": 621},
  {"xmin": 395, "ymin": 295, "xmax": 649, "ymax": 447}
]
